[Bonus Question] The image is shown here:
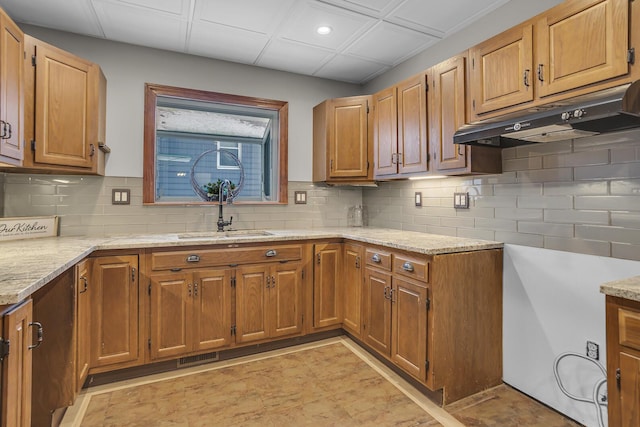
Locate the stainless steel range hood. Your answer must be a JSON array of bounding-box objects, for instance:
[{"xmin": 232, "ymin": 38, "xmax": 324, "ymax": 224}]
[{"xmin": 454, "ymin": 80, "xmax": 640, "ymax": 148}]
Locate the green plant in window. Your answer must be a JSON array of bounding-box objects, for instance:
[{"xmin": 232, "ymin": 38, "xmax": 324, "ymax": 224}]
[{"xmin": 203, "ymin": 179, "xmax": 236, "ymax": 200}]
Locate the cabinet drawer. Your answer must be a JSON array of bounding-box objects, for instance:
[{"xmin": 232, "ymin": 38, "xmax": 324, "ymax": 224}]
[
  {"xmin": 151, "ymin": 245, "xmax": 303, "ymax": 271},
  {"xmin": 365, "ymin": 248, "xmax": 391, "ymax": 271},
  {"xmin": 393, "ymin": 254, "xmax": 429, "ymax": 282},
  {"xmin": 619, "ymin": 308, "xmax": 640, "ymax": 351}
]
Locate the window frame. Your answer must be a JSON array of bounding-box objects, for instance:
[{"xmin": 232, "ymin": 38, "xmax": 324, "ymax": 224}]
[{"xmin": 143, "ymin": 83, "xmax": 288, "ymax": 205}]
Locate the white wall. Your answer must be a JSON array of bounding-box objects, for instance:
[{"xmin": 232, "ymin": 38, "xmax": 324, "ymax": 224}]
[
  {"xmin": 21, "ymin": 25, "xmax": 362, "ymax": 180},
  {"xmin": 504, "ymin": 245, "xmax": 640, "ymax": 426}
]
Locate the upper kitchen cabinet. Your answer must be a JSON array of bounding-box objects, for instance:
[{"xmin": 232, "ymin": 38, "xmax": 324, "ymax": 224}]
[
  {"xmin": 313, "ymin": 95, "xmax": 373, "ymax": 184},
  {"xmin": 0, "ymin": 9, "xmax": 24, "ymax": 166},
  {"xmin": 469, "ymin": 0, "xmax": 638, "ymax": 120},
  {"xmin": 535, "ymin": 0, "xmax": 629, "ymax": 98},
  {"xmin": 429, "ymin": 55, "xmax": 501, "ymax": 175},
  {"xmin": 468, "ymin": 23, "xmax": 534, "ymax": 117},
  {"xmin": 22, "ymin": 35, "xmax": 107, "ymax": 175},
  {"xmin": 373, "ymin": 73, "xmax": 428, "ymax": 179}
]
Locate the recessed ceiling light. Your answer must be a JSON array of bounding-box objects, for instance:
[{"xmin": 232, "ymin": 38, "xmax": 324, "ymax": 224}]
[{"xmin": 316, "ymin": 26, "xmax": 332, "ymax": 35}]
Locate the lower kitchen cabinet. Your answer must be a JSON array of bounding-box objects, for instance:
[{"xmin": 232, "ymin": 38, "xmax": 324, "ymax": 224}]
[
  {"xmin": 313, "ymin": 243, "xmax": 342, "ymax": 329},
  {"xmin": 605, "ymin": 296, "xmax": 640, "ymax": 427},
  {"xmin": 149, "ymin": 268, "xmax": 232, "ymax": 360},
  {"xmin": 75, "ymin": 259, "xmax": 90, "ymax": 392},
  {"xmin": 236, "ymin": 262, "xmax": 304, "ymax": 344},
  {"xmin": 1, "ymin": 300, "xmax": 33, "ymax": 427},
  {"xmin": 89, "ymin": 255, "xmax": 140, "ymax": 371},
  {"xmin": 342, "ymin": 243, "xmax": 363, "ymax": 337},
  {"xmin": 363, "ymin": 248, "xmax": 429, "ymax": 382}
]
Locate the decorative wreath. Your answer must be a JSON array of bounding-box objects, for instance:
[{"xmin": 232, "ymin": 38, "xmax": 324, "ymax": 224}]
[{"xmin": 189, "ymin": 148, "xmax": 244, "ymax": 202}]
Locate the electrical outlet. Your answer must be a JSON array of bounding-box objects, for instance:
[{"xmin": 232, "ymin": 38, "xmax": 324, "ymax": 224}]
[{"xmin": 586, "ymin": 340, "xmax": 599, "ymax": 360}]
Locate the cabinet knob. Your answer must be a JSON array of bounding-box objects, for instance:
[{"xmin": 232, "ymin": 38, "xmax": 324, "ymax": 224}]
[
  {"xmin": 186, "ymin": 254, "xmax": 200, "ymax": 263},
  {"xmin": 265, "ymin": 249, "xmax": 277, "ymax": 258},
  {"xmin": 402, "ymin": 262, "xmax": 414, "ymax": 272},
  {"xmin": 371, "ymin": 254, "xmax": 381, "ymax": 263}
]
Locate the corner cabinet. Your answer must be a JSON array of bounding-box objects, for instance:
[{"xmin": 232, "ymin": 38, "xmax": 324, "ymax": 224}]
[
  {"xmin": 605, "ymin": 296, "xmax": 640, "ymax": 427},
  {"xmin": 429, "ymin": 55, "xmax": 501, "ymax": 175},
  {"xmin": 373, "ymin": 73, "xmax": 428, "ymax": 179},
  {"xmin": 1, "ymin": 300, "xmax": 33, "ymax": 427},
  {"xmin": 22, "ymin": 35, "xmax": 107, "ymax": 175},
  {"xmin": 313, "ymin": 95, "xmax": 373, "ymax": 184},
  {"xmin": 89, "ymin": 255, "xmax": 140, "ymax": 372},
  {"xmin": 0, "ymin": 9, "xmax": 24, "ymax": 166}
]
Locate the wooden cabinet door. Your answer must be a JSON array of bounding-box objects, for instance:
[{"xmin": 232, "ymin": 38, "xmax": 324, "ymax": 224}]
[
  {"xmin": 313, "ymin": 243, "xmax": 342, "ymax": 328},
  {"xmin": 149, "ymin": 273, "xmax": 191, "ymax": 359},
  {"xmin": 430, "ymin": 55, "xmax": 468, "ymax": 172},
  {"xmin": 373, "ymin": 86, "xmax": 398, "ymax": 178},
  {"xmin": 1, "ymin": 300, "xmax": 32, "ymax": 427},
  {"xmin": 193, "ymin": 270, "xmax": 232, "ymax": 351},
  {"xmin": 0, "ymin": 12, "xmax": 24, "ymax": 164},
  {"xmin": 469, "ymin": 24, "xmax": 534, "ymax": 115},
  {"xmin": 90, "ymin": 255, "xmax": 139, "ymax": 368},
  {"xmin": 535, "ymin": 0, "xmax": 629, "ymax": 97},
  {"xmin": 75, "ymin": 259, "xmax": 90, "ymax": 392},
  {"xmin": 270, "ymin": 262, "xmax": 303, "ymax": 338},
  {"xmin": 391, "ymin": 277, "xmax": 428, "ymax": 382},
  {"xmin": 620, "ymin": 351, "xmax": 640, "ymax": 426},
  {"xmin": 342, "ymin": 243, "xmax": 363, "ymax": 337},
  {"xmin": 397, "ymin": 74, "xmax": 428, "ymax": 175},
  {"xmin": 236, "ymin": 265, "xmax": 269, "ymax": 343},
  {"xmin": 363, "ymin": 267, "xmax": 391, "ymax": 356},
  {"xmin": 32, "ymin": 38, "xmax": 97, "ymax": 168},
  {"xmin": 327, "ymin": 96, "xmax": 369, "ymax": 179}
]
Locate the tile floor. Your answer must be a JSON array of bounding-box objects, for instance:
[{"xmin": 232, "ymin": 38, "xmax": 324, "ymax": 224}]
[{"xmin": 61, "ymin": 337, "xmax": 581, "ymax": 426}]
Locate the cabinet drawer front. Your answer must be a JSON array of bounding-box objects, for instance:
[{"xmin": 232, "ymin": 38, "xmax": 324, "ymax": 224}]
[
  {"xmin": 619, "ymin": 308, "xmax": 640, "ymax": 351},
  {"xmin": 393, "ymin": 254, "xmax": 429, "ymax": 282},
  {"xmin": 151, "ymin": 245, "xmax": 302, "ymax": 270},
  {"xmin": 365, "ymin": 248, "xmax": 391, "ymax": 270}
]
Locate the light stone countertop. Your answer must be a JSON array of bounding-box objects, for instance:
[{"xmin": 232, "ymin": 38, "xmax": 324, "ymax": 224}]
[
  {"xmin": 0, "ymin": 227, "xmax": 503, "ymax": 306},
  {"xmin": 600, "ymin": 275, "xmax": 640, "ymax": 302}
]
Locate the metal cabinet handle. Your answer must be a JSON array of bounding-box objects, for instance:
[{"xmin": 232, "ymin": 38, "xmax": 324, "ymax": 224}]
[
  {"xmin": 402, "ymin": 262, "xmax": 414, "ymax": 272},
  {"xmin": 390, "ymin": 288, "xmax": 396, "ymax": 303},
  {"xmin": 271, "ymin": 276, "xmax": 276, "ymax": 288},
  {"xmin": 265, "ymin": 249, "xmax": 277, "ymax": 257},
  {"xmin": 79, "ymin": 276, "xmax": 88, "ymax": 293},
  {"xmin": 371, "ymin": 254, "xmax": 381, "ymax": 263},
  {"xmin": 523, "ymin": 69, "xmax": 530, "ymax": 87},
  {"xmin": 397, "ymin": 152, "xmax": 402, "ymax": 165},
  {"xmin": 0, "ymin": 120, "xmax": 5, "ymax": 139},
  {"xmin": 186, "ymin": 254, "xmax": 200, "ymax": 263},
  {"xmin": 89, "ymin": 143, "xmax": 95, "ymax": 157},
  {"xmin": 355, "ymin": 256, "xmax": 361, "ymax": 269},
  {"xmin": 537, "ymin": 64, "xmax": 544, "ymax": 82},
  {"xmin": 28, "ymin": 322, "xmax": 44, "ymax": 350},
  {"xmin": 384, "ymin": 286, "xmax": 390, "ymax": 300}
]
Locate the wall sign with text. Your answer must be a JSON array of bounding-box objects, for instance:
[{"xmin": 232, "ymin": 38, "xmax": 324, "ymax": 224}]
[{"xmin": 0, "ymin": 216, "xmax": 59, "ymax": 241}]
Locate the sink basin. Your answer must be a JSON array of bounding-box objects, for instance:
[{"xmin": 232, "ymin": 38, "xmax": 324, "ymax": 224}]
[{"xmin": 178, "ymin": 230, "xmax": 273, "ymax": 239}]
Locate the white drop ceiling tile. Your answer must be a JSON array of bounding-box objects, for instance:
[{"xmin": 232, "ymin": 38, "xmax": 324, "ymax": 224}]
[
  {"xmin": 318, "ymin": 0, "xmax": 405, "ymax": 17},
  {"xmin": 257, "ymin": 39, "xmax": 334, "ymax": 75},
  {"xmin": 388, "ymin": 0, "xmax": 510, "ymax": 37},
  {"xmin": 278, "ymin": 0, "xmax": 376, "ymax": 51},
  {"xmin": 92, "ymin": 0, "xmax": 188, "ymax": 51},
  {"xmin": 314, "ymin": 54, "xmax": 388, "ymax": 84},
  {"xmin": 188, "ymin": 21, "xmax": 269, "ymax": 64},
  {"xmin": 194, "ymin": 0, "xmax": 296, "ymax": 35},
  {"xmin": 0, "ymin": 0, "xmax": 103, "ymax": 37},
  {"xmin": 345, "ymin": 21, "xmax": 438, "ymax": 65},
  {"xmin": 110, "ymin": 0, "xmax": 191, "ymax": 16}
]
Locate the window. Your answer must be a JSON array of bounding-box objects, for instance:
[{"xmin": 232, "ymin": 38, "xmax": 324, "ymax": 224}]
[{"xmin": 143, "ymin": 84, "xmax": 288, "ymax": 204}]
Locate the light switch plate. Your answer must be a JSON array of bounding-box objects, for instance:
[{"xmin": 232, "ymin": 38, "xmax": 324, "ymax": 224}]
[
  {"xmin": 112, "ymin": 189, "xmax": 131, "ymax": 205},
  {"xmin": 294, "ymin": 191, "xmax": 307, "ymax": 204},
  {"xmin": 453, "ymin": 192, "xmax": 469, "ymax": 209},
  {"xmin": 415, "ymin": 192, "xmax": 422, "ymax": 207}
]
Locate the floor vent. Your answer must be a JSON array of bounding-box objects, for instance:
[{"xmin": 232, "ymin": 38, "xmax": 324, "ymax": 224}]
[{"xmin": 177, "ymin": 352, "xmax": 219, "ymax": 368}]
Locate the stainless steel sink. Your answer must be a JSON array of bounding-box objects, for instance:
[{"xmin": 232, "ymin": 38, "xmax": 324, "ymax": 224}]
[{"xmin": 177, "ymin": 230, "xmax": 273, "ymax": 239}]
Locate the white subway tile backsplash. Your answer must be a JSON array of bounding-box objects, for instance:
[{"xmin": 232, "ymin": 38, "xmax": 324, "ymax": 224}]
[
  {"xmin": 610, "ymin": 179, "xmax": 640, "ymax": 195},
  {"xmin": 475, "ymin": 218, "xmax": 517, "ymax": 232},
  {"xmin": 611, "ymin": 212, "xmax": 640, "ymax": 228},
  {"xmin": 611, "ymin": 146, "xmax": 640, "ymax": 164},
  {"xmin": 517, "ymin": 195, "xmax": 572, "ymax": 209},
  {"xmin": 612, "ymin": 243, "xmax": 640, "ymax": 261},
  {"xmin": 503, "ymin": 157, "xmax": 542, "ymax": 172},
  {"xmin": 495, "ymin": 208, "xmax": 543, "ymax": 221},
  {"xmin": 544, "ymin": 209, "xmax": 610, "ymax": 225},
  {"xmin": 574, "ymin": 163, "xmax": 640, "ymax": 181},
  {"xmin": 515, "ymin": 140, "xmax": 572, "ymax": 157},
  {"xmin": 456, "ymin": 227, "xmax": 496, "ymax": 240},
  {"xmin": 544, "ymin": 236, "xmax": 611, "ymax": 257},
  {"xmin": 543, "ymin": 150, "xmax": 609, "ymax": 168},
  {"xmin": 543, "ymin": 181, "xmax": 608, "ymax": 195},
  {"xmin": 474, "ymin": 195, "xmax": 517, "ymax": 208},
  {"xmin": 494, "ymin": 183, "xmax": 543, "ymax": 196},
  {"xmin": 575, "ymin": 225, "xmax": 640, "ymax": 245},
  {"xmin": 517, "ymin": 221, "xmax": 574, "ymax": 237},
  {"xmin": 516, "ymin": 168, "xmax": 573, "ymax": 183},
  {"xmin": 495, "ymin": 231, "xmax": 544, "ymax": 247},
  {"xmin": 575, "ymin": 196, "xmax": 640, "ymax": 211}
]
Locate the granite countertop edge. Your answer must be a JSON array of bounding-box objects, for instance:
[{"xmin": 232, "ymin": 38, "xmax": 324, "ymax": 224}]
[
  {"xmin": 600, "ymin": 275, "xmax": 640, "ymax": 303},
  {"xmin": 0, "ymin": 228, "xmax": 503, "ymax": 306}
]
